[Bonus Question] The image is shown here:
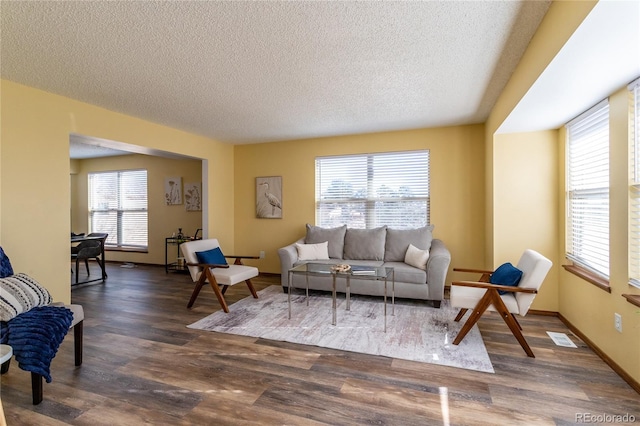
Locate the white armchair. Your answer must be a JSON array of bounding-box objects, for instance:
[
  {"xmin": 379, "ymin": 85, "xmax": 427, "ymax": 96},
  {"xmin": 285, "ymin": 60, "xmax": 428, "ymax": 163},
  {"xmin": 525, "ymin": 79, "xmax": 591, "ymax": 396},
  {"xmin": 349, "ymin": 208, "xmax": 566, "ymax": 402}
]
[
  {"xmin": 450, "ymin": 249, "xmax": 552, "ymax": 357},
  {"xmin": 180, "ymin": 239, "xmax": 259, "ymax": 312}
]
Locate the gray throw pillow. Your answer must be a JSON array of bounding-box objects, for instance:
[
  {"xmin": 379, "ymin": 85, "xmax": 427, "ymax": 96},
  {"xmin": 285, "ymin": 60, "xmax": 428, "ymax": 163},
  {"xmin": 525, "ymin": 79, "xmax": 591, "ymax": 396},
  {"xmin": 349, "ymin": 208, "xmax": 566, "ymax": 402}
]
[
  {"xmin": 343, "ymin": 226, "xmax": 387, "ymax": 260},
  {"xmin": 384, "ymin": 225, "xmax": 435, "ymax": 262},
  {"xmin": 305, "ymin": 224, "xmax": 347, "ymax": 259}
]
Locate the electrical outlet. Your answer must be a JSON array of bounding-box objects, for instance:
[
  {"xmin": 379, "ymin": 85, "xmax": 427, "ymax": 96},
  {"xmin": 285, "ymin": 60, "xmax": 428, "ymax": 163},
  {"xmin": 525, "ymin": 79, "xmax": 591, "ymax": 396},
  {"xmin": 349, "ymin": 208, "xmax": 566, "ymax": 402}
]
[
  {"xmin": 614, "ymin": 313, "xmax": 622, "ymax": 333},
  {"xmin": 259, "ymin": 250, "xmax": 265, "ymax": 259}
]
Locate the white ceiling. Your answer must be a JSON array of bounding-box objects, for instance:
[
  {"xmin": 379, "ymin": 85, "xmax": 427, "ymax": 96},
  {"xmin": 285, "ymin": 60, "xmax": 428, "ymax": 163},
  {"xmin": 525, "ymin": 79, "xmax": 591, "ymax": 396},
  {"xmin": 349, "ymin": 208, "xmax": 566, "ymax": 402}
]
[
  {"xmin": 3, "ymin": 1, "xmax": 637, "ymax": 159},
  {"xmin": 499, "ymin": 0, "xmax": 640, "ymax": 134},
  {"xmin": 2, "ymin": 0, "xmax": 550, "ymax": 153}
]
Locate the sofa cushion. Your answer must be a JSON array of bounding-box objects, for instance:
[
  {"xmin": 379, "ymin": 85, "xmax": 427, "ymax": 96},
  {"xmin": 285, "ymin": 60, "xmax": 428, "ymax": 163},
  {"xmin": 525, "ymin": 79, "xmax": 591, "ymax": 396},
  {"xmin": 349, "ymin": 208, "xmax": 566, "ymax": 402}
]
[
  {"xmin": 404, "ymin": 243, "xmax": 429, "ymax": 269},
  {"xmin": 384, "ymin": 225, "xmax": 434, "ymax": 262},
  {"xmin": 305, "ymin": 224, "xmax": 347, "ymax": 259},
  {"xmin": 343, "ymin": 226, "xmax": 387, "ymax": 260},
  {"xmin": 0, "ymin": 273, "xmax": 53, "ymax": 322},
  {"xmin": 383, "ymin": 261, "xmax": 427, "ymax": 285},
  {"xmin": 295, "ymin": 242, "xmax": 330, "ymax": 261}
]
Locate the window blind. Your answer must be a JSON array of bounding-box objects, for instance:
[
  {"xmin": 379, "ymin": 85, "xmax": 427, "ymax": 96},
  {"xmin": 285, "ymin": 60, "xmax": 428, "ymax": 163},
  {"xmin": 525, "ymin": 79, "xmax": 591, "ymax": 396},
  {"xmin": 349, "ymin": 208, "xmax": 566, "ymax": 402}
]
[
  {"xmin": 315, "ymin": 150, "xmax": 429, "ymax": 229},
  {"xmin": 88, "ymin": 170, "xmax": 148, "ymax": 249},
  {"xmin": 629, "ymin": 77, "xmax": 640, "ymax": 288},
  {"xmin": 566, "ymin": 100, "xmax": 610, "ymax": 278}
]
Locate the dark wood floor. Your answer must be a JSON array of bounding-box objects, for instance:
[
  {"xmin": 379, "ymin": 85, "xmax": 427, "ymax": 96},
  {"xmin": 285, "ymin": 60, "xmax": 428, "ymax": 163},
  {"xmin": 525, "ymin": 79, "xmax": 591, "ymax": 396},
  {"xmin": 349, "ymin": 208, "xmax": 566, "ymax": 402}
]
[{"xmin": 1, "ymin": 263, "xmax": 638, "ymax": 425}]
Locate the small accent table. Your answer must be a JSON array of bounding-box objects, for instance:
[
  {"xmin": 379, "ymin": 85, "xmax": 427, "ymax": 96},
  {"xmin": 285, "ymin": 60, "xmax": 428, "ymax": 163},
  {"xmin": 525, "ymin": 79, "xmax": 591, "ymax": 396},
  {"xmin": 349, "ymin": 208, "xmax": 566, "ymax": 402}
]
[
  {"xmin": 287, "ymin": 263, "xmax": 395, "ymax": 332},
  {"xmin": 165, "ymin": 237, "xmax": 191, "ymax": 273}
]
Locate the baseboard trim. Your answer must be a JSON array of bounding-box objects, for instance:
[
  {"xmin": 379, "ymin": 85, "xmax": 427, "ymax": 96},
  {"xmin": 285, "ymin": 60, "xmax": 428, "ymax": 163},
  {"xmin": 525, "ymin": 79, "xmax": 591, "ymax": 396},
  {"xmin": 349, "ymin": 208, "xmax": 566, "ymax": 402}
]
[
  {"xmin": 557, "ymin": 312, "xmax": 640, "ymax": 395},
  {"xmin": 528, "ymin": 309, "xmax": 558, "ymax": 317}
]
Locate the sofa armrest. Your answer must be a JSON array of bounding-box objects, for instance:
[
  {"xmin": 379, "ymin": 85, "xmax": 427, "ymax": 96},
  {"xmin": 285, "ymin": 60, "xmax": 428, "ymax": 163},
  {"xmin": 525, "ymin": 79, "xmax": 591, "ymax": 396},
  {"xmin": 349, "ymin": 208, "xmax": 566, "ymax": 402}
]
[
  {"xmin": 426, "ymin": 239, "xmax": 451, "ymax": 301},
  {"xmin": 277, "ymin": 238, "xmax": 304, "ymax": 287}
]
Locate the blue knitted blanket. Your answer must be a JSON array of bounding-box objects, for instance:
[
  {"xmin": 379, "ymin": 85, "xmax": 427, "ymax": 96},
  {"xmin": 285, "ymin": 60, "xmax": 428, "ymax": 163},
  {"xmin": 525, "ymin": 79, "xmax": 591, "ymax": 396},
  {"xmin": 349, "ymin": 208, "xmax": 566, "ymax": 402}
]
[{"xmin": 0, "ymin": 306, "xmax": 73, "ymax": 382}]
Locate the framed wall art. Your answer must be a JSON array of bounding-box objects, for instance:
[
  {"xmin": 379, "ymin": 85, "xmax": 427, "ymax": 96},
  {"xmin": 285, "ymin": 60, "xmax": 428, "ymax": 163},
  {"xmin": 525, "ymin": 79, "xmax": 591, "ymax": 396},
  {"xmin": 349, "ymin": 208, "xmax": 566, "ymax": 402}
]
[
  {"xmin": 165, "ymin": 177, "xmax": 182, "ymax": 205},
  {"xmin": 184, "ymin": 182, "xmax": 202, "ymax": 211},
  {"xmin": 256, "ymin": 176, "xmax": 282, "ymax": 219}
]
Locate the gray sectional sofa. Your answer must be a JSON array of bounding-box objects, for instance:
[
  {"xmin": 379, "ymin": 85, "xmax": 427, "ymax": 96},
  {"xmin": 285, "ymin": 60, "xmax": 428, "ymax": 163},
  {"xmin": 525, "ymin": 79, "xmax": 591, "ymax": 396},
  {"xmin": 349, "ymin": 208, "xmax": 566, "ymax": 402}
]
[{"xmin": 278, "ymin": 224, "xmax": 451, "ymax": 308}]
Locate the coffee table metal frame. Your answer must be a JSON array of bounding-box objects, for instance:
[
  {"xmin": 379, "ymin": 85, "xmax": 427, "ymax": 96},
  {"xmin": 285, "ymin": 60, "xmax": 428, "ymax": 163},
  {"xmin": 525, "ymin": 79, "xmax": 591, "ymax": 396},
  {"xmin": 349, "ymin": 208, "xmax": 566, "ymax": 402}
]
[{"xmin": 287, "ymin": 263, "xmax": 395, "ymax": 331}]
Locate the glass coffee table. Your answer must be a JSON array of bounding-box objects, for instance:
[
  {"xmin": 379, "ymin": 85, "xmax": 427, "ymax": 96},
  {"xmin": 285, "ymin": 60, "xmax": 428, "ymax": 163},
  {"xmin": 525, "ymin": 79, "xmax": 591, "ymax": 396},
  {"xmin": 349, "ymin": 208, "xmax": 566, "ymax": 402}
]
[{"xmin": 287, "ymin": 263, "xmax": 395, "ymax": 332}]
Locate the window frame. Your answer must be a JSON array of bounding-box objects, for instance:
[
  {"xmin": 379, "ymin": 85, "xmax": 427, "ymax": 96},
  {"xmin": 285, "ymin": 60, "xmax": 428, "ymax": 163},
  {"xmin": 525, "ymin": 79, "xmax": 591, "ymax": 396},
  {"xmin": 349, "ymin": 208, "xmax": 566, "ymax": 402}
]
[
  {"xmin": 315, "ymin": 150, "xmax": 430, "ymax": 229},
  {"xmin": 88, "ymin": 169, "xmax": 149, "ymax": 251},
  {"xmin": 565, "ymin": 99, "xmax": 610, "ymax": 287},
  {"xmin": 628, "ymin": 77, "xmax": 640, "ymax": 289}
]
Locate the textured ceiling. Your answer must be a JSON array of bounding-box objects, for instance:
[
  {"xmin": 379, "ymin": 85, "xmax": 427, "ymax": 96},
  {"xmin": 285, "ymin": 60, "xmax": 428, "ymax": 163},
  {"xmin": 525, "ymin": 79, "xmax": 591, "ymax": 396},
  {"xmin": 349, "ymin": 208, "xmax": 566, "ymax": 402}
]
[{"xmin": 1, "ymin": 1, "xmax": 550, "ymax": 147}]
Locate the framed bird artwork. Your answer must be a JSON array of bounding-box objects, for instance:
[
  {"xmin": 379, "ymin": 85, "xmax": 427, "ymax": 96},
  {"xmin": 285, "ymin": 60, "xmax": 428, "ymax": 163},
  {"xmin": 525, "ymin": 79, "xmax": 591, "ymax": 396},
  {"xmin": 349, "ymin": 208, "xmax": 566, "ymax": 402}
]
[{"xmin": 256, "ymin": 176, "xmax": 282, "ymax": 219}]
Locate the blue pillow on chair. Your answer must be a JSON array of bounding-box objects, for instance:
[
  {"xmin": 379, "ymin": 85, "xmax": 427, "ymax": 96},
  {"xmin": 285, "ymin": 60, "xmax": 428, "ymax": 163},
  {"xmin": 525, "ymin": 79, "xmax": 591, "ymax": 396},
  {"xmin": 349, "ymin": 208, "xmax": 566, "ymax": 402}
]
[
  {"xmin": 195, "ymin": 247, "xmax": 228, "ymax": 266},
  {"xmin": 0, "ymin": 246, "xmax": 14, "ymax": 278},
  {"xmin": 490, "ymin": 262, "xmax": 523, "ymax": 295}
]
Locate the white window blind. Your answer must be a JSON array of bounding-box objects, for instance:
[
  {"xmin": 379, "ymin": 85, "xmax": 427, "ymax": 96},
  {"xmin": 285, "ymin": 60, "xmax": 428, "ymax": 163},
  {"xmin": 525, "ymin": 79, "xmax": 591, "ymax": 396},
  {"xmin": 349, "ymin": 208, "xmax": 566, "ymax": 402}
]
[
  {"xmin": 566, "ymin": 100, "xmax": 610, "ymax": 278},
  {"xmin": 88, "ymin": 170, "xmax": 148, "ymax": 249},
  {"xmin": 315, "ymin": 150, "xmax": 429, "ymax": 229},
  {"xmin": 629, "ymin": 77, "xmax": 640, "ymax": 288}
]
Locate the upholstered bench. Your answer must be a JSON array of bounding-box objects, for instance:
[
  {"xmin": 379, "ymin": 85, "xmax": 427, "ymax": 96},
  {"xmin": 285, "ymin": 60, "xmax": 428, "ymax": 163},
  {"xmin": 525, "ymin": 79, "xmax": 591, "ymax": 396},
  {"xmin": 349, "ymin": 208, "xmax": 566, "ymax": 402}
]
[
  {"xmin": 31, "ymin": 302, "xmax": 84, "ymax": 404},
  {"xmin": 0, "ymin": 247, "xmax": 84, "ymax": 405}
]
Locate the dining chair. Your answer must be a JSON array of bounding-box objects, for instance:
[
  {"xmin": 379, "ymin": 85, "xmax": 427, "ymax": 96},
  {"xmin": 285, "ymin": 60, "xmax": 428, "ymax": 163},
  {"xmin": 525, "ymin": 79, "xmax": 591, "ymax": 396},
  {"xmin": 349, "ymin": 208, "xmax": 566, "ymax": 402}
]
[{"xmin": 71, "ymin": 240, "xmax": 103, "ymax": 284}]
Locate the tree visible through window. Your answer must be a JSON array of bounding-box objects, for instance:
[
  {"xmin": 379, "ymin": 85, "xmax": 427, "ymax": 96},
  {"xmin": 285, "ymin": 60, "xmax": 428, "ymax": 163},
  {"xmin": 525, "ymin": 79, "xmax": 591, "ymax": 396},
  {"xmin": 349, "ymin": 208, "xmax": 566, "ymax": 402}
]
[
  {"xmin": 315, "ymin": 151, "xmax": 429, "ymax": 229},
  {"xmin": 88, "ymin": 170, "xmax": 148, "ymax": 249}
]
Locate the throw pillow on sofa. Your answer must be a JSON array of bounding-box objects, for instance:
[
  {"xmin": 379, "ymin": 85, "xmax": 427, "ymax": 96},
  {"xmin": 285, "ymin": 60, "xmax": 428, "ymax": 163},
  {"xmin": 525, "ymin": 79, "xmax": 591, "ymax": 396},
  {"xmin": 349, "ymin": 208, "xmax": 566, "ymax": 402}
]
[
  {"xmin": 295, "ymin": 242, "xmax": 330, "ymax": 261},
  {"xmin": 343, "ymin": 226, "xmax": 387, "ymax": 261},
  {"xmin": 384, "ymin": 225, "xmax": 434, "ymax": 262},
  {"xmin": 404, "ymin": 244, "xmax": 429, "ymax": 269},
  {"xmin": 305, "ymin": 224, "xmax": 347, "ymax": 259},
  {"xmin": 0, "ymin": 273, "xmax": 53, "ymax": 322}
]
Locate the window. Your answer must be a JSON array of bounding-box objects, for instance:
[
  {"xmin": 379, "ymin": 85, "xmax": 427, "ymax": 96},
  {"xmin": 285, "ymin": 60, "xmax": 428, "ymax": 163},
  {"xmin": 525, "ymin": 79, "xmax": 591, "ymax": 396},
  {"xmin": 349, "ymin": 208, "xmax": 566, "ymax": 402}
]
[
  {"xmin": 566, "ymin": 100, "xmax": 610, "ymax": 279},
  {"xmin": 315, "ymin": 150, "xmax": 429, "ymax": 229},
  {"xmin": 88, "ymin": 170, "xmax": 148, "ymax": 249},
  {"xmin": 629, "ymin": 77, "xmax": 640, "ymax": 288}
]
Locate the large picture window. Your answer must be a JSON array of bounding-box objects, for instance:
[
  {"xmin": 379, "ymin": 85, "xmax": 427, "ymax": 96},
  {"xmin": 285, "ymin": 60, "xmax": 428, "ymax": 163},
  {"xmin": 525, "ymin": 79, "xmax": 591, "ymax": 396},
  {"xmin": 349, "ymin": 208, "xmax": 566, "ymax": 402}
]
[
  {"xmin": 315, "ymin": 150, "xmax": 429, "ymax": 229},
  {"xmin": 566, "ymin": 100, "xmax": 610, "ymax": 279},
  {"xmin": 629, "ymin": 77, "xmax": 640, "ymax": 288},
  {"xmin": 89, "ymin": 170, "xmax": 148, "ymax": 250}
]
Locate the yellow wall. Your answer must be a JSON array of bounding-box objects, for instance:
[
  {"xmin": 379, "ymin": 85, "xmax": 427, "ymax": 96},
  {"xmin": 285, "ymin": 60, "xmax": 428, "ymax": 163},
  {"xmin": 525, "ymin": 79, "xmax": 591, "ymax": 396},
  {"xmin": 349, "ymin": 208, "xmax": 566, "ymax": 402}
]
[
  {"xmin": 558, "ymin": 88, "xmax": 640, "ymax": 383},
  {"xmin": 486, "ymin": 0, "xmax": 638, "ymax": 385},
  {"xmin": 71, "ymin": 154, "xmax": 203, "ymax": 265},
  {"xmin": 234, "ymin": 125, "xmax": 487, "ymax": 281},
  {"xmin": 494, "ymin": 130, "xmax": 559, "ymax": 311},
  {"xmin": 485, "ymin": 0, "xmax": 597, "ymax": 266},
  {"xmin": 0, "ymin": 80, "xmax": 233, "ymax": 303},
  {"xmin": 1, "ymin": 0, "xmax": 637, "ymax": 386}
]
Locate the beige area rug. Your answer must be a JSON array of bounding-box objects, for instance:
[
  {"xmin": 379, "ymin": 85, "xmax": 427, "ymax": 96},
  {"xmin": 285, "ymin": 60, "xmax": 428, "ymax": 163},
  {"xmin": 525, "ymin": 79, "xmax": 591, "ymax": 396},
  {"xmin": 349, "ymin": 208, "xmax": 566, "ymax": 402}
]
[{"xmin": 188, "ymin": 286, "xmax": 494, "ymax": 373}]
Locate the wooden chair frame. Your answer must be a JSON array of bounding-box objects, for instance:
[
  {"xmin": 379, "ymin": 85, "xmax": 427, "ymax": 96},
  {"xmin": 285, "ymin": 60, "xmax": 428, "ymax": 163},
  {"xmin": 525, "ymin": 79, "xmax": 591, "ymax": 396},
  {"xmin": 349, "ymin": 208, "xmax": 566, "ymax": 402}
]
[
  {"xmin": 186, "ymin": 256, "xmax": 258, "ymax": 312},
  {"xmin": 451, "ymin": 267, "xmax": 538, "ymax": 358}
]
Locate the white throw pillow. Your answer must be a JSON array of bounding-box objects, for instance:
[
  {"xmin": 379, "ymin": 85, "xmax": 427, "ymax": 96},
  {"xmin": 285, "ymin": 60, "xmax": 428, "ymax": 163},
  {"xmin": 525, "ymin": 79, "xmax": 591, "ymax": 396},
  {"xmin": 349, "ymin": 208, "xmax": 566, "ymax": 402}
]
[
  {"xmin": 404, "ymin": 244, "xmax": 429, "ymax": 269},
  {"xmin": 295, "ymin": 241, "xmax": 330, "ymax": 260}
]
